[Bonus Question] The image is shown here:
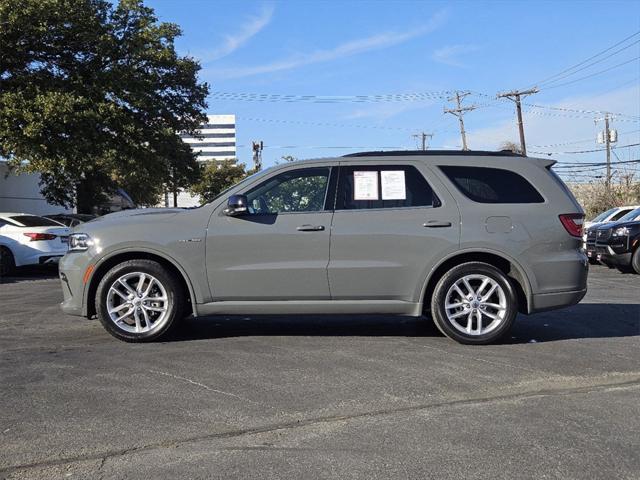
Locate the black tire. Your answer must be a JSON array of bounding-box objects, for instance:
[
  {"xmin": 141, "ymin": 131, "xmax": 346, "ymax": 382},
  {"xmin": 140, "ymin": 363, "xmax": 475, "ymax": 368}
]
[
  {"xmin": 632, "ymin": 248, "xmax": 640, "ymax": 275},
  {"xmin": 95, "ymin": 259, "xmax": 184, "ymax": 342},
  {"xmin": 616, "ymin": 264, "xmax": 635, "ymax": 274},
  {"xmin": 430, "ymin": 262, "xmax": 518, "ymax": 345},
  {"xmin": 0, "ymin": 246, "xmax": 15, "ymax": 277},
  {"xmin": 588, "ymin": 257, "xmax": 599, "ymax": 266}
]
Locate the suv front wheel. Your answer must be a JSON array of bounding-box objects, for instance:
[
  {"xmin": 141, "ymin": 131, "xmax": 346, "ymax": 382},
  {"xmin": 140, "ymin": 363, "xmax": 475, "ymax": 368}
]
[
  {"xmin": 431, "ymin": 262, "xmax": 518, "ymax": 345},
  {"xmin": 95, "ymin": 259, "xmax": 184, "ymax": 342}
]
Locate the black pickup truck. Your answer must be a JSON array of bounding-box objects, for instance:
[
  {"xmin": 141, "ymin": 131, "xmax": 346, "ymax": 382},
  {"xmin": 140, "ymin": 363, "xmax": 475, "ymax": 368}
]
[{"xmin": 595, "ymin": 219, "xmax": 640, "ymax": 273}]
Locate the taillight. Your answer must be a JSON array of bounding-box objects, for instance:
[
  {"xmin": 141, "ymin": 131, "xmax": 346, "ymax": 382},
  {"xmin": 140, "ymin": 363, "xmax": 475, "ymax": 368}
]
[
  {"xmin": 23, "ymin": 232, "xmax": 57, "ymax": 241},
  {"xmin": 559, "ymin": 214, "xmax": 585, "ymax": 238}
]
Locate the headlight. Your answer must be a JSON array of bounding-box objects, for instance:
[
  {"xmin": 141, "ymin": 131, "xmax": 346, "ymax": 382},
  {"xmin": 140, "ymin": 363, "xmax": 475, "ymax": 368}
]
[
  {"xmin": 68, "ymin": 233, "xmax": 93, "ymax": 252},
  {"xmin": 612, "ymin": 227, "xmax": 629, "ymax": 237}
]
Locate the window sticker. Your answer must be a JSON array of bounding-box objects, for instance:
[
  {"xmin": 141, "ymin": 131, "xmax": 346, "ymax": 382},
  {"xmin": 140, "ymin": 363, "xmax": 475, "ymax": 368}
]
[
  {"xmin": 380, "ymin": 170, "xmax": 406, "ymax": 200},
  {"xmin": 353, "ymin": 171, "xmax": 379, "ymax": 200}
]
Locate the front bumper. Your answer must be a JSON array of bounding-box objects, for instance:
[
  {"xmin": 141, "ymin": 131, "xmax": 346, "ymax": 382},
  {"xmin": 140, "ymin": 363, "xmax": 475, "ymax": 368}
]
[
  {"xmin": 58, "ymin": 252, "xmax": 92, "ymax": 317},
  {"xmin": 595, "ymin": 236, "xmax": 633, "ymax": 268},
  {"xmin": 39, "ymin": 255, "xmax": 63, "ymax": 265},
  {"xmin": 596, "ymin": 249, "xmax": 633, "ymax": 268}
]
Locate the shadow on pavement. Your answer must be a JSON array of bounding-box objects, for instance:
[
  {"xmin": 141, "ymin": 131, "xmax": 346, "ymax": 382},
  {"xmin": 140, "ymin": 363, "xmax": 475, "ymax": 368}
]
[
  {"xmin": 0, "ymin": 265, "xmax": 59, "ymax": 284},
  {"xmin": 168, "ymin": 302, "xmax": 639, "ymax": 344}
]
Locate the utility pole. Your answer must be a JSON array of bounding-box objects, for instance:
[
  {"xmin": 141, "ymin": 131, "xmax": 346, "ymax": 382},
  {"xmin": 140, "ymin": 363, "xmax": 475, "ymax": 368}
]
[
  {"xmin": 444, "ymin": 92, "xmax": 476, "ymax": 151},
  {"xmin": 412, "ymin": 132, "xmax": 433, "ymax": 150},
  {"xmin": 496, "ymin": 87, "xmax": 539, "ymax": 156},
  {"xmin": 605, "ymin": 114, "xmax": 611, "ymax": 192},
  {"xmin": 252, "ymin": 141, "xmax": 263, "ymax": 171},
  {"xmin": 596, "ymin": 113, "xmax": 616, "ymax": 193}
]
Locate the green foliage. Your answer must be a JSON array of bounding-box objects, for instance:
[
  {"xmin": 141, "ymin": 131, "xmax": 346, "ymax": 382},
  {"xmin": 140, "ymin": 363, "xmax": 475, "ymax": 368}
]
[
  {"xmin": 190, "ymin": 160, "xmax": 249, "ymax": 204},
  {"xmin": 0, "ymin": 0, "xmax": 208, "ymax": 211}
]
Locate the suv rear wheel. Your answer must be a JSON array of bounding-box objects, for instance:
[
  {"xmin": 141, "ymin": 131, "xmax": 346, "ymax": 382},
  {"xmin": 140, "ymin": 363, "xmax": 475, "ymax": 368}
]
[
  {"xmin": 431, "ymin": 262, "xmax": 518, "ymax": 345},
  {"xmin": 95, "ymin": 259, "xmax": 184, "ymax": 342}
]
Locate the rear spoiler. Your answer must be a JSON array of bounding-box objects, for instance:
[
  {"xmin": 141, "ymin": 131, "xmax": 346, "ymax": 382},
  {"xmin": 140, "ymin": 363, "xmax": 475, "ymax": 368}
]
[{"xmin": 528, "ymin": 156, "xmax": 557, "ymax": 169}]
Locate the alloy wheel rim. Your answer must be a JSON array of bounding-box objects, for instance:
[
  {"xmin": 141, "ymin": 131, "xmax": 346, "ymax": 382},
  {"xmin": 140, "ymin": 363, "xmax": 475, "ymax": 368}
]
[
  {"xmin": 106, "ymin": 272, "xmax": 170, "ymax": 334},
  {"xmin": 444, "ymin": 274, "xmax": 507, "ymax": 336}
]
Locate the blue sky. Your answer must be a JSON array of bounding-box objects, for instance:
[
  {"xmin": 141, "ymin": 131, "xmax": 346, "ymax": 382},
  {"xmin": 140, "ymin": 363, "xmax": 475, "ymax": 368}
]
[{"xmin": 148, "ymin": 0, "xmax": 640, "ymax": 177}]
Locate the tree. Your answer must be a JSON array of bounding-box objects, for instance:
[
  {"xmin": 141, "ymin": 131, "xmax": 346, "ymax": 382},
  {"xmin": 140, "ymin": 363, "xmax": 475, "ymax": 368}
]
[
  {"xmin": 499, "ymin": 141, "xmax": 523, "ymax": 154},
  {"xmin": 190, "ymin": 160, "xmax": 248, "ymax": 204},
  {"xmin": 0, "ymin": 0, "xmax": 208, "ymax": 212},
  {"xmin": 568, "ymin": 170, "xmax": 640, "ymax": 219}
]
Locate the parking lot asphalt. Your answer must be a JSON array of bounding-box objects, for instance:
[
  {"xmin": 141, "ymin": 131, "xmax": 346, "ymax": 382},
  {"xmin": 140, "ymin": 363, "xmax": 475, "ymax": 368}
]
[{"xmin": 0, "ymin": 265, "xmax": 639, "ymax": 479}]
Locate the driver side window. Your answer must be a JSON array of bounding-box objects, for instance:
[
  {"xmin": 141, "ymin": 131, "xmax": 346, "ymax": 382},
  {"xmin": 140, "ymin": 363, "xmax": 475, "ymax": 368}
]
[{"xmin": 245, "ymin": 167, "xmax": 330, "ymax": 214}]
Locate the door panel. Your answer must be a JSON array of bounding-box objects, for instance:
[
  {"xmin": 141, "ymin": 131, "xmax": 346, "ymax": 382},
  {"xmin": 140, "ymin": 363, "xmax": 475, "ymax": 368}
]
[
  {"xmin": 328, "ymin": 163, "xmax": 460, "ymax": 302},
  {"xmin": 207, "ymin": 212, "xmax": 332, "ymax": 300},
  {"xmin": 206, "ymin": 165, "xmax": 335, "ymax": 301}
]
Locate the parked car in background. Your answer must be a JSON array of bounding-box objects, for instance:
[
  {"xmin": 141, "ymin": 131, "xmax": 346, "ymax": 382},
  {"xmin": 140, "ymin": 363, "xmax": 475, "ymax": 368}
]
[
  {"xmin": 45, "ymin": 213, "xmax": 97, "ymax": 227},
  {"xmin": 0, "ymin": 213, "xmax": 70, "ymax": 275},
  {"xmin": 595, "ymin": 216, "xmax": 640, "ymax": 274},
  {"xmin": 586, "ymin": 207, "xmax": 640, "ymax": 264},
  {"xmin": 59, "ymin": 150, "xmax": 588, "ymax": 345},
  {"xmin": 582, "ymin": 205, "xmax": 639, "ymax": 261},
  {"xmin": 584, "ymin": 205, "xmax": 638, "ymax": 230}
]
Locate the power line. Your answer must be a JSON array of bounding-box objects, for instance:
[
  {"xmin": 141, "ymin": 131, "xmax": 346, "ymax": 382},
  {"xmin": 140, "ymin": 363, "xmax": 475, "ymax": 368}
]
[
  {"xmin": 538, "ymin": 39, "xmax": 640, "ymax": 87},
  {"xmin": 530, "ymin": 142, "xmax": 640, "ymax": 155},
  {"xmin": 531, "ymin": 129, "xmax": 640, "ymax": 148},
  {"xmin": 541, "ymin": 56, "xmax": 640, "ymax": 90},
  {"xmin": 523, "ymin": 103, "xmax": 640, "ymax": 120},
  {"xmin": 236, "ymin": 115, "xmax": 419, "ymax": 132},
  {"xmin": 211, "ymin": 91, "xmax": 453, "ymax": 103},
  {"xmin": 531, "ymin": 143, "xmax": 640, "ymax": 155},
  {"xmin": 530, "ymin": 30, "xmax": 640, "ymax": 87},
  {"xmin": 553, "ymin": 157, "xmax": 640, "ymax": 167}
]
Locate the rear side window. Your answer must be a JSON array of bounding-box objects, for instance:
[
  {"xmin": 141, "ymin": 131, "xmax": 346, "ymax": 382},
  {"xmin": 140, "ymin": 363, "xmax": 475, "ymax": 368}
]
[
  {"xmin": 610, "ymin": 209, "xmax": 632, "ymax": 221},
  {"xmin": 336, "ymin": 165, "xmax": 439, "ymax": 210},
  {"xmin": 439, "ymin": 166, "xmax": 544, "ymax": 204},
  {"xmin": 9, "ymin": 215, "xmax": 63, "ymax": 227}
]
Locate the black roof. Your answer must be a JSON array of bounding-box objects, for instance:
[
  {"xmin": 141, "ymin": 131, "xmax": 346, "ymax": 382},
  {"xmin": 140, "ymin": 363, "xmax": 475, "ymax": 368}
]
[{"xmin": 343, "ymin": 150, "xmax": 526, "ymax": 158}]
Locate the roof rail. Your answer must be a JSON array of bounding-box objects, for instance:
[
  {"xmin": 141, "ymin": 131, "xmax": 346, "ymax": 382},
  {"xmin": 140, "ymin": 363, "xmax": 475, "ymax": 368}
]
[{"xmin": 342, "ymin": 150, "xmax": 526, "ymax": 158}]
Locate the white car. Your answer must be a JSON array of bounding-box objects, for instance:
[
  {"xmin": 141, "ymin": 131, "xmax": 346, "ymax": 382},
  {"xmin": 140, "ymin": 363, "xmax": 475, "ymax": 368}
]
[
  {"xmin": 0, "ymin": 213, "xmax": 70, "ymax": 275},
  {"xmin": 584, "ymin": 205, "xmax": 639, "ymax": 231}
]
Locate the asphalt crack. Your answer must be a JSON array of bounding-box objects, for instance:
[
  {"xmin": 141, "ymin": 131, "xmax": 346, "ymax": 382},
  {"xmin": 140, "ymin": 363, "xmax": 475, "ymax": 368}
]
[{"xmin": 1, "ymin": 375, "xmax": 639, "ymax": 476}]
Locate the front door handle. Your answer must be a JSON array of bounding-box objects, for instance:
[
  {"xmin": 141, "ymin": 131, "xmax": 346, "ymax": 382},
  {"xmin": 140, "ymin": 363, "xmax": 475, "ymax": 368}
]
[
  {"xmin": 297, "ymin": 225, "xmax": 325, "ymax": 231},
  {"xmin": 423, "ymin": 221, "xmax": 452, "ymax": 228}
]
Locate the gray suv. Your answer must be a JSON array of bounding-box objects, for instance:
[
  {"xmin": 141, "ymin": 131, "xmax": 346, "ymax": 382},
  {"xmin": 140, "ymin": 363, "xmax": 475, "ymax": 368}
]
[{"xmin": 59, "ymin": 151, "xmax": 588, "ymax": 344}]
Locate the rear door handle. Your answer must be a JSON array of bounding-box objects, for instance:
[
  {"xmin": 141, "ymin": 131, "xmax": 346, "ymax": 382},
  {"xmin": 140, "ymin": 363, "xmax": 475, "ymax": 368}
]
[
  {"xmin": 423, "ymin": 221, "xmax": 452, "ymax": 228},
  {"xmin": 297, "ymin": 225, "xmax": 325, "ymax": 231}
]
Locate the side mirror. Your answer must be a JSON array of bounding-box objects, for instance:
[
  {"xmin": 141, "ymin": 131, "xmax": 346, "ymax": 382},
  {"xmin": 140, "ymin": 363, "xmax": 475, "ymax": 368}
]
[{"xmin": 223, "ymin": 194, "xmax": 249, "ymax": 216}]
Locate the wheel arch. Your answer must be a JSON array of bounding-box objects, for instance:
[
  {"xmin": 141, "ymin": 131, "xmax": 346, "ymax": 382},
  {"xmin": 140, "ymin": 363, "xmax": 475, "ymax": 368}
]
[
  {"xmin": 84, "ymin": 249, "xmax": 196, "ymax": 318},
  {"xmin": 419, "ymin": 250, "xmax": 533, "ymax": 314}
]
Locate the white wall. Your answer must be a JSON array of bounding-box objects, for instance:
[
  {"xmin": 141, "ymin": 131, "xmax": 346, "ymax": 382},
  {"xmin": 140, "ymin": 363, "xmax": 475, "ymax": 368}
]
[{"xmin": 0, "ymin": 162, "xmax": 73, "ymax": 215}]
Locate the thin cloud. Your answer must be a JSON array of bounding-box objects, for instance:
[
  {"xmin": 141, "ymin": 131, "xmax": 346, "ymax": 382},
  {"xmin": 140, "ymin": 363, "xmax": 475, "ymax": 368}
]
[
  {"xmin": 200, "ymin": 5, "xmax": 274, "ymax": 62},
  {"xmin": 432, "ymin": 44, "xmax": 481, "ymax": 67},
  {"xmin": 208, "ymin": 9, "xmax": 448, "ymax": 79}
]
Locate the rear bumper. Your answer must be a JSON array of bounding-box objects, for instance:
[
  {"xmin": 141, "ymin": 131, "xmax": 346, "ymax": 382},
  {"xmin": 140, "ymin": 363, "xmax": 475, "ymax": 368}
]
[{"xmin": 531, "ymin": 288, "xmax": 587, "ymax": 313}]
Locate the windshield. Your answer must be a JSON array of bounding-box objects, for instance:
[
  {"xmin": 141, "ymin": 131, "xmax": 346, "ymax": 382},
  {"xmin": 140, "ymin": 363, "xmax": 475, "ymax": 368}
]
[
  {"xmin": 590, "ymin": 208, "xmax": 617, "ymax": 223},
  {"xmin": 618, "ymin": 207, "xmax": 640, "ymax": 222},
  {"xmin": 10, "ymin": 215, "xmax": 64, "ymax": 227}
]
